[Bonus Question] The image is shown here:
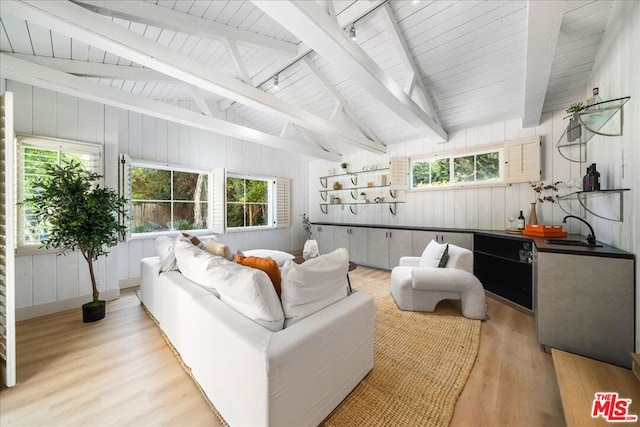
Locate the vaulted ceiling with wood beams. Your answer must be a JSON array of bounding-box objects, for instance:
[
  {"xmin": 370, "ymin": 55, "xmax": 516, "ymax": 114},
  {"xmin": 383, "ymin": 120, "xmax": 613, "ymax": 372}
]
[{"xmin": 0, "ymin": 1, "xmax": 613, "ymax": 160}]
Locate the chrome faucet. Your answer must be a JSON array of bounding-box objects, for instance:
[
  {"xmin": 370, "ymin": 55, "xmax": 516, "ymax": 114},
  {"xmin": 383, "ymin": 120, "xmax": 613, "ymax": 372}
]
[{"xmin": 563, "ymin": 215, "xmax": 597, "ymax": 246}]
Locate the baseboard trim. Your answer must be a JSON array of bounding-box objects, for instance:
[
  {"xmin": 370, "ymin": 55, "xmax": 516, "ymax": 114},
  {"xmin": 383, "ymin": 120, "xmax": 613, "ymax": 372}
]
[
  {"xmin": 16, "ymin": 288, "xmax": 121, "ymax": 322},
  {"xmin": 119, "ymin": 277, "xmax": 140, "ymax": 289}
]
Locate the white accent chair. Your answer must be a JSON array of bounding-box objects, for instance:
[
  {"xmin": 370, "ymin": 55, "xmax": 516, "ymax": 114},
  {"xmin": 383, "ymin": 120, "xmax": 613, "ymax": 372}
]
[{"xmin": 390, "ymin": 244, "xmax": 486, "ymax": 320}]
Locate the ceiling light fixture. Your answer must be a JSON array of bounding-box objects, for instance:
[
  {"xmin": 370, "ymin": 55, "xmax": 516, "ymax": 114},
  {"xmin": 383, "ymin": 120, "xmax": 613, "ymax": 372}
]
[
  {"xmin": 273, "ymin": 74, "xmax": 279, "ymax": 89},
  {"xmin": 350, "ymin": 24, "xmax": 356, "ymax": 41}
]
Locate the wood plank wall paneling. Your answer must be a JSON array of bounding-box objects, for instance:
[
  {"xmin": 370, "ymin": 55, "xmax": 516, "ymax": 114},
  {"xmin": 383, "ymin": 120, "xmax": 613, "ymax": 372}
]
[
  {"xmin": 309, "ymin": 114, "xmax": 584, "ymax": 234},
  {"xmin": 6, "ymin": 81, "xmax": 310, "ymax": 316}
]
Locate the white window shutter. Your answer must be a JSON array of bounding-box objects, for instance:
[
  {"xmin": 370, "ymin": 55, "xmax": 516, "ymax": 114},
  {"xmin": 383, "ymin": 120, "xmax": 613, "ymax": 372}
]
[
  {"xmin": 0, "ymin": 91, "xmax": 16, "ymax": 387},
  {"xmin": 118, "ymin": 153, "xmax": 131, "ymax": 242},
  {"xmin": 211, "ymin": 167, "xmax": 226, "ymax": 234},
  {"xmin": 390, "ymin": 157, "xmax": 410, "ymax": 190},
  {"xmin": 274, "ymin": 177, "xmax": 290, "ymax": 228},
  {"xmin": 505, "ymin": 136, "xmax": 541, "ymax": 183}
]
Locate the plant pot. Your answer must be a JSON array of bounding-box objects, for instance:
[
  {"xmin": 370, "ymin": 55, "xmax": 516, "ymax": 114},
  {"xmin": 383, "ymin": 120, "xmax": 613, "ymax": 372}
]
[
  {"xmin": 82, "ymin": 300, "xmax": 106, "ymax": 323},
  {"xmin": 567, "ymin": 114, "xmax": 581, "ymax": 142}
]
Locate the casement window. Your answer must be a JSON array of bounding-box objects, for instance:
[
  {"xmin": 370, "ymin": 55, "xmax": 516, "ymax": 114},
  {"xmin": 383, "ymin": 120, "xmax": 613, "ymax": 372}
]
[
  {"xmin": 403, "ymin": 136, "xmax": 540, "ymax": 191},
  {"xmin": 225, "ymin": 173, "xmax": 290, "ymax": 231},
  {"xmin": 127, "ymin": 161, "xmax": 210, "ymax": 235},
  {"xmin": 17, "ymin": 135, "xmax": 102, "ymax": 250},
  {"xmin": 411, "ymin": 148, "xmax": 502, "ymax": 189},
  {"xmin": 121, "ymin": 161, "xmax": 290, "ymax": 237}
]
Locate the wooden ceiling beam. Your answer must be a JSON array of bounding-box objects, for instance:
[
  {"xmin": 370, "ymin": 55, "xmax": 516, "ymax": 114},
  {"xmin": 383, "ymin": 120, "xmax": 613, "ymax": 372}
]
[
  {"xmin": 4, "ymin": 0, "xmax": 385, "ymax": 154},
  {"xmin": 71, "ymin": 0, "xmax": 298, "ymax": 56},
  {"xmin": 5, "ymin": 53, "xmax": 175, "ymax": 81},
  {"xmin": 253, "ymin": 0, "xmax": 448, "ymax": 143},
  {"xmin": 0, "ymin": 53, "xmax": 341, "ymax": 161},
  {"xmin": 522, "ymin": 1, "xmax": 565, "ymax": 127}
]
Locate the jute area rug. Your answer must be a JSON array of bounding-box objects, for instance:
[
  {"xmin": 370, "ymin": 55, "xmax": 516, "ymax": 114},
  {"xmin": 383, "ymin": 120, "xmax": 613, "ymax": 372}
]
[{"xmin": 321, "ymin": 271, "xmax": 482, "ymax": 427}]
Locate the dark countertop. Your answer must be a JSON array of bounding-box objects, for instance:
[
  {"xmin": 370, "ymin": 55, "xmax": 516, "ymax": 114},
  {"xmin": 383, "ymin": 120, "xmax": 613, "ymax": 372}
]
[{"xmin": 311, "ymin": 222, "xmax": 635, "ymax": 260}]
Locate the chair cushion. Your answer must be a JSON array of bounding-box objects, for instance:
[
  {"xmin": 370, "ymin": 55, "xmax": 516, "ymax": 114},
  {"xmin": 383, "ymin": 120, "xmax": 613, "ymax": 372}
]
[{"xmin": 419, "ymin": 240, "xmax": 449, "ymax": 268}]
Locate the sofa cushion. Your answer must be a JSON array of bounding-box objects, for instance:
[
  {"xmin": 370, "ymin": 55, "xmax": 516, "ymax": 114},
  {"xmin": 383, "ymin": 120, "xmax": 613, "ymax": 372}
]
[
  {"xmin": 174, "ymin": 238, "xmax": 229, "ymax": 296},
  {"xmin": 213, "ymin": 263, "xmax": 285, "ymax": 332},
  {"xmin": 241, "ymin": 249, "xmax": 295, "ymax": 267},
  {"xmin": 206, "ymin": 239, "xmax": 233, "ymax": 261},
  {"xmin": 280, "ymin": 248, "xmax": 349, "ymax": 327},
  {"xmin": 235, "ymin": 253, "xmax": 282, "ymax": 297},
  {"xmin": 155, "ymin": 236, "xmax": 179, "ymax": 272},
  {"xmin": 419, "ymin": 240, "xmax": 449, "ymax": 268}
]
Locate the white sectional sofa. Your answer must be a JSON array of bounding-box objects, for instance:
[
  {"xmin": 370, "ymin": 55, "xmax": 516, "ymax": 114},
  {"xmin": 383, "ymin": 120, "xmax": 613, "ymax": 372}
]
[{"xmin": 140, "ymin": 239, "xmax": 376, "ymax": 427}]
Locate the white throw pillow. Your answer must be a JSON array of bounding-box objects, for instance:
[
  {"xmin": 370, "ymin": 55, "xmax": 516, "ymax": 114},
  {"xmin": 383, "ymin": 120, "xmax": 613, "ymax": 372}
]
[
  {"xmin": 241, "ymin": 249, "xmax": 295, "ymax": 267},
  {"xmin": 174, "ymin": 238, "xmax": 229, "ymax": 295},
  {"xmin": 213, "ymin": 263, "xmax": 285, "ymax": 332},
  {"xmin": 155, "ymin": 236, "xmax": 178, "ymax": 271},
  {"xmin": 419, "ymin": 240, "xmax": 449, "ymax": 268},
  {"xmin": 280, "ymin": 248, "xmax": 349, "ymax": 327}
]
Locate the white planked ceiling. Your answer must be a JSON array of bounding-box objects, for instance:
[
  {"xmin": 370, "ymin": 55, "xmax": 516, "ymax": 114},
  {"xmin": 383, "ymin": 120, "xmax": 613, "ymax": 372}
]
[{"xmin": 0, "ymin": 0, "xmax": 615, "ymax": 159}]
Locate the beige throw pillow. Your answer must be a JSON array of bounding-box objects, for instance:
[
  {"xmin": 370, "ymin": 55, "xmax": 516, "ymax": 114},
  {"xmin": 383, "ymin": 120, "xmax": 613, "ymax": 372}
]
[{"xmin": 206, "ymin": 239, "xmax": 232, "ymax": 261}]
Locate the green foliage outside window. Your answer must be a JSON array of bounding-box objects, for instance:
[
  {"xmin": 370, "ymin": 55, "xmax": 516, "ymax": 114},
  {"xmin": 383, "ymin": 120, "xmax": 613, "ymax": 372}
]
[
  {"xmin": 412, "ymin": 151, "xmax": 500, "ymax": 188},
  {"xmin": 131, "ymin": 166, "xmax": 208, "ymax": 233},
  {"xmin": 226, "ymin": 177, "xmax": 269, "ymax": 228}
]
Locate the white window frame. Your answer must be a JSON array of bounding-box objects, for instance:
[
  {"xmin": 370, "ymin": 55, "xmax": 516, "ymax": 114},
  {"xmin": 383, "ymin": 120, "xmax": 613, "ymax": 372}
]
[
  {"xmin": 225, "ymin": 173, "xmax": 274, "ymax": 232},
  {"xmin": 16, "ymin": 134, "xmax": 103, "ymax": 255},
  {"xmin": 129, "ymin": 159, "xmax": 212, "ymax": 239}
]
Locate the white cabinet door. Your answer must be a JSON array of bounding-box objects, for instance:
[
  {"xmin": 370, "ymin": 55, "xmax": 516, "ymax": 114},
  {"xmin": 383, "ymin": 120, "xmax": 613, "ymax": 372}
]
[
  {"xmin": 368, "ymin": 228, "xmax": 390, "ymax": 269},
  {"xmin": 412, "ymin": 230, "xmax": 439, "ymax": 256},
  {"xmin": 334, "ymin": 226, "xmax": 350, "ymax": 253},
  {"xmin": 440, "ymin": 232, "xmax": 473, "ymax": 250},
  {"xmin": 314, "ymin": 224, "xmax": 335, "ymax": 255},
  {"xmin": 389, "ymin": 229, "xmax": 413, "ymax": 268},
  {"xmin": 349, "ymin": 227, "xmax": 369, "ymax": 265}
]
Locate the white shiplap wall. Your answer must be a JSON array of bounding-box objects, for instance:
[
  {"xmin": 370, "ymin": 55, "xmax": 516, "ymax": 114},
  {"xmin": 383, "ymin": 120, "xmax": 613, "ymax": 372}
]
[
  {"xmin": 6, "ymin": 80, "xmax": 310, "ymax": 319},
  {"xmin": 585, "ymin": 0, "xmax": 639, "ymax": 350},
  {"xmin": 309, "ymin": 112, "xmax": 585, "ymax": 236}
]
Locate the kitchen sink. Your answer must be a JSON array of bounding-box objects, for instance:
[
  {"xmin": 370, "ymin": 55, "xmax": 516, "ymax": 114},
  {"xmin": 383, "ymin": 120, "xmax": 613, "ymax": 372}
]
[{"xmin": 545, "ymin": 239, "xmax": 602, "ymax": 247}]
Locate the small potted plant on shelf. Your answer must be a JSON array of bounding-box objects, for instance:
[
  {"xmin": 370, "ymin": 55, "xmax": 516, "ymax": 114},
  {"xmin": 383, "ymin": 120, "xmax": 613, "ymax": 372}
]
[
  {"xmin": 340, "ymin": 162, "xmax": 348, "ymax": 173},
  {"xmin": 26, "ymin": 159, "xmax": 127, "ymax": 323},
  {"xmin": 565, "ymin": 101, "xmax": 584, "ymax": 142},
  {"xmin": 359, "ymin": 192, "xmax": 367, "ymax": 201}
]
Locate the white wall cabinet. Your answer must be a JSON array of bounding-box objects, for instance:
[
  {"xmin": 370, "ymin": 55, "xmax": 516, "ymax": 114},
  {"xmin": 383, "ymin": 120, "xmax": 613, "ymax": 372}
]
[{"xmin": 314, "ymin": 224, "xmax": 336, "ymax": 255}]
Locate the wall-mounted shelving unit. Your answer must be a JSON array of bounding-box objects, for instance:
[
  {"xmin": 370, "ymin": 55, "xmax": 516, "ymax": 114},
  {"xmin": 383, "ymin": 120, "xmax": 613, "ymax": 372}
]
[
  {"xmin": 557, "ymin": 189, "xmax": 630, "ymax": 222},
  {"xmin": 555, "ymin": 96, "xmax": 631, "ymax": 222},
  {"xmin": 319, "ymin": 167, "xmax": 402, "ymax": 215},
  {"xmin": 556, "ymin": 97, "xmax": 630, "ymax": 163}
]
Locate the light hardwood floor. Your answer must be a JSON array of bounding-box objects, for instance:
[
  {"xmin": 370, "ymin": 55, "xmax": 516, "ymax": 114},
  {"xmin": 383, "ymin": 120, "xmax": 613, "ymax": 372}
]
[{"xmin": 1, "ymin": 267, "xmax": 564, "ymax": 426}]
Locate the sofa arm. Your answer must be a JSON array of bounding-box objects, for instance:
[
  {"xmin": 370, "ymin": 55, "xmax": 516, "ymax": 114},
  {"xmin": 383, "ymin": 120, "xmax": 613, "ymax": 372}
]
[
  {"xmin": 399, "ymin": 256, "xmax": 421, "ymax": 267},
  {"xmin": 267, "ymin": 292, "xmax": 376, "ymax": 426},
  {"xmin": 140, "ymin": 256, "xmax": 162, "ymax": 319}
]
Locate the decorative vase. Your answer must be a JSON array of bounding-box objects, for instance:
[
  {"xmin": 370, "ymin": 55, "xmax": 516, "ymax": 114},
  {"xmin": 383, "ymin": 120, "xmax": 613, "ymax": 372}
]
[
  {"xmin": 529, "ymin": 202, "xmax": 538, "ymax": 226},
  {"xmin": 333, "ymin": 181, "xmax": 341, "ymax": 190}
]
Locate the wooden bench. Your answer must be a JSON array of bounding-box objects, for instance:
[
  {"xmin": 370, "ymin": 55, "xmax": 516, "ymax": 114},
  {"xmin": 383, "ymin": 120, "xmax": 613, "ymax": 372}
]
[{"xmin": 552, "ymin": 349, "xmax": 640, "ymax": 426}]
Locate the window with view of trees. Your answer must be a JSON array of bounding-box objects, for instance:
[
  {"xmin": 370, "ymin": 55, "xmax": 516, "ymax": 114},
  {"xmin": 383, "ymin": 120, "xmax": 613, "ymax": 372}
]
[
  {"xmin": 18, "ymin": 136, "xmax": 101, "ymax": 246},
  {"xmin": 226, "ymin": 176, "xmax": 270, "ymax": 229},
  {"xmin": 130, "ymin": 165, "xmax": 208, "ymax": 233},
  {"xmin": 411, "ymin": 149, "xmax": 501, "ymax": 189}
]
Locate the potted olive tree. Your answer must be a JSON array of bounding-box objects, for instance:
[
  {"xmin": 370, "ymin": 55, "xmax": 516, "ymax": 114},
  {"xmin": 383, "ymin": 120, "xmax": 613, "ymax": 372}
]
[{"xmin": 27, "ymin": 159, "xmax": 127, "ymax": 322}]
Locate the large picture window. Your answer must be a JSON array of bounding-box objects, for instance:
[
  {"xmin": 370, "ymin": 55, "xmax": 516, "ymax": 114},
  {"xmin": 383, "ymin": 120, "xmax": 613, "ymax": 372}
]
[
  {"xmin": 18, "ymin": 135, "xmax": 102, "ymax": 247},
  {"xmin": 411, "ymin": 148, "xmax": 502, "ymax": 190},
  {"xmin": 226, "ymin": 175, "xmax": 270, "ymax": 229},
  {"xmin": 130, "ymin": 164, "xmax": 208, "ymax": 234}
]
